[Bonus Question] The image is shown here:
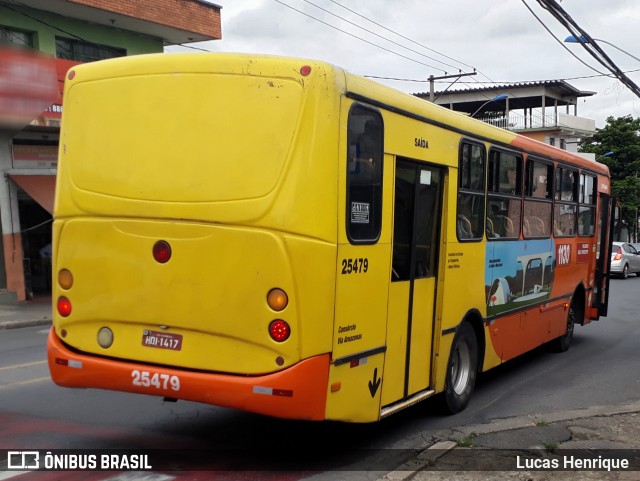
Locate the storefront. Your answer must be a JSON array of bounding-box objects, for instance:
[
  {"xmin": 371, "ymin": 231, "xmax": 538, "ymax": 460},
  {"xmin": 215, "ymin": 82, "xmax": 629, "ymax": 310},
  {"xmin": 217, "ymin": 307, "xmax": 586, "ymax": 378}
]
[{"xmin": 0, "ymin": 47, "xmax": 65, "ymax": 301}]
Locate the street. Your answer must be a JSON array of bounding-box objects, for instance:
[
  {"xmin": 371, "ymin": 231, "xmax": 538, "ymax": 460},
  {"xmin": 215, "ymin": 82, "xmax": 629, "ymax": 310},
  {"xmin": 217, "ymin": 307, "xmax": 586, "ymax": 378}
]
[{"xmin": 1, "ymin": 276, "xmax": 639, "ymax": 479}]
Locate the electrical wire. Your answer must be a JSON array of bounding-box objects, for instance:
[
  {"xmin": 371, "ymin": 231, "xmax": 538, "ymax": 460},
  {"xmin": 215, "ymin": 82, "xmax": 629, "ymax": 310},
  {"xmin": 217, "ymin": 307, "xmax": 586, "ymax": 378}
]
[
  {"xmin": 323, "ymin": 0, "xmax": 468, "ymax": 72},
  {"xmin": 520, "ymin": 0, "xmax": 607, "ymax": 76},
  {"xmin": 272, "ymin": 0, "xmax": 449, "ymax": 72},
  {"xmin": 300, "ymin": 0, "xmax": 462, "ymax": 72},
  {"xmin": 532, "ymin": 0, "xmax": 640, "ymax": 98}
]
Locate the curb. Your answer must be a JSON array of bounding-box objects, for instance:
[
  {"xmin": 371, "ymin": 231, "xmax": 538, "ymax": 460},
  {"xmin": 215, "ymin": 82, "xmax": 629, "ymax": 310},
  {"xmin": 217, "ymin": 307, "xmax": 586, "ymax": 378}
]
[
  {"xmin": 378, "ymin": 401, "xmax": 640, "ymax": 481},
  {"xmin": 0, "ymin": 319, "xmax": 52, "ymax": 330},
  {"xmin": 443, "ymin": 400, "xmax": 640, "ymax": 438}
]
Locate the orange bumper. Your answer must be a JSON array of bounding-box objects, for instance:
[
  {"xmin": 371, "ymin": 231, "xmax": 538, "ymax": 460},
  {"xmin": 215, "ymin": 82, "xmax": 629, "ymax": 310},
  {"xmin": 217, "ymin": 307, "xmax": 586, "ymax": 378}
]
[{"xmin": 47, "ymin": 328, "xmax": 329, "ymax": 421}]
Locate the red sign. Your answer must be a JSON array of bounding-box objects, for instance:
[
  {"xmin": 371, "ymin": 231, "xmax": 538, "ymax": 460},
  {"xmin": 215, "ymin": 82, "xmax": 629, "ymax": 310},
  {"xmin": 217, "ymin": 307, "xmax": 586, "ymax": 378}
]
[
  {"xmin": 0, "ymin": 47, "xmax": 58, "ymax": 127},
  {"xmin": 576, "ymin": 242, "xmax": 592, "ymax": 263}
]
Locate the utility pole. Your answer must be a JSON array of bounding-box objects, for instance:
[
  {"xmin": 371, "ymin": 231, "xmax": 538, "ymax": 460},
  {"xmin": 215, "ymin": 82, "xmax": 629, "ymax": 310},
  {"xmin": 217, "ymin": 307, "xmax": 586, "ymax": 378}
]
[{"xmin": 428, "ymin": 71, "xmax": 477, "ymax": 102}]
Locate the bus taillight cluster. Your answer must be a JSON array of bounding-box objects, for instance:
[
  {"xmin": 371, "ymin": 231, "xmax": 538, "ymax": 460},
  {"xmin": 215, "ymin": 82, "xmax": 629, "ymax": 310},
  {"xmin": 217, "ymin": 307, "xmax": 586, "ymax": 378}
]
[
  {"xmin": 57, "ymin": 268, "xmax": 74, "ymax": 317},
  {"xmin": 267, "ymin": 288, "xmax": 290, "ymax": 343}
]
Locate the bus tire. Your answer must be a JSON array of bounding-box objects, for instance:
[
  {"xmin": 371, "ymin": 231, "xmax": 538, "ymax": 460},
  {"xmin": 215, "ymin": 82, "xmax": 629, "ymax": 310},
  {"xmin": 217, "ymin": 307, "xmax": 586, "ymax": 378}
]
[
  {"xmin": 442, "ymin": 321, "xmax": 478, "ymax": 414},
  {"xmin": 549, "ymin": 298, "xmax": 577, "ymax": 353}
]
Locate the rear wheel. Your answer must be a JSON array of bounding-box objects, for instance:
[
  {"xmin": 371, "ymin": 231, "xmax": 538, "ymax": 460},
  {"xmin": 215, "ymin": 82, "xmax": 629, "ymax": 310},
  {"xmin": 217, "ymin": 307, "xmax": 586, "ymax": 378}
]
[
  {"xmin": 442, "ymin": 322, "xmax": 478, "ymax": 414},
  {"xmin": 622, "ymin": 264, "xmax": 629, "ymax": 279}
]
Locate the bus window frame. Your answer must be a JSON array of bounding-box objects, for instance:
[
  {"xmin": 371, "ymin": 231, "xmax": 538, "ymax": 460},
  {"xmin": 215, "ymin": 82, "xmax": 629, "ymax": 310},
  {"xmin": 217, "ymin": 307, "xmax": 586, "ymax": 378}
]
[
  {"xmin": 345, "ymin": 103, "xmax": 384, "ymax": 245},
  {"xmin": 523, "ymin": 157, "xmax": 552, "ymax": 239},
  {"xmin": 486, "ymin": 148, "xmax": 523, "ymax": 241},
  {"xmin": 456, "ymin": 139, "xmax": 486, "ymax": 242},
  {"xmin": 578, "ymin": 172, "xmax": 597, "ymax": 237},
  {"xmin": 554, "ymin": 165, "xmax": 578, "ymax": 237}
]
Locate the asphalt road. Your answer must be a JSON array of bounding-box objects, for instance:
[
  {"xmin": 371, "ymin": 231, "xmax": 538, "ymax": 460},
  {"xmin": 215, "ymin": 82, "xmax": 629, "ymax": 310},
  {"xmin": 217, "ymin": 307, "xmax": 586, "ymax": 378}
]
[{"xmin": 0, "ymin": 276, "xmax": 638, "ymax": 478}]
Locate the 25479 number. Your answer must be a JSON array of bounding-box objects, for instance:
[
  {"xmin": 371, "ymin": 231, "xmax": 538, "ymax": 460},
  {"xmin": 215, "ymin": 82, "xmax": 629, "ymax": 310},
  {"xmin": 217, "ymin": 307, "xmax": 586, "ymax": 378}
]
[
  {"xmin": 341, "ymin": 258, "xmax": 369, "ymax": 274},
  {"xmin": 131, "ymin": 370, "xmax": 180, "ymax": 391}
]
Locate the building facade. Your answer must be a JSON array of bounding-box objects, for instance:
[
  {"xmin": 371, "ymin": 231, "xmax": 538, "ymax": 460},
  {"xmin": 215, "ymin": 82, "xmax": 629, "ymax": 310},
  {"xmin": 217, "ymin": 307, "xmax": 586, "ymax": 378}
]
[{"xmin": 0, "ymin": 0, "xmax": 221, "ymax": 301}]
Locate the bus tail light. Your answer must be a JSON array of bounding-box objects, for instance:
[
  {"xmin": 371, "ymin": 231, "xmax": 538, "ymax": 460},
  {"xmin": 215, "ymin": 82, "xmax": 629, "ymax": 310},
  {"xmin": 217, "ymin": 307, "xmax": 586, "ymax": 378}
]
[
  {"xmin": 58, "ymin": 269, "xmax": 74, "ymax": 289},
  {"xmin": 269, "ymin": 319, "xmax": 290, "ymax": 342},
  {"xmin": 267, "ymin": 288, "xmax": 288, "ymax": 311},
  {"xmin": 57, "ymin": 296, "xmax": 72, "ymax": 317},
  {"xmin": 300, "ymin": 65, "xmax": 312, "ymax": 76}
]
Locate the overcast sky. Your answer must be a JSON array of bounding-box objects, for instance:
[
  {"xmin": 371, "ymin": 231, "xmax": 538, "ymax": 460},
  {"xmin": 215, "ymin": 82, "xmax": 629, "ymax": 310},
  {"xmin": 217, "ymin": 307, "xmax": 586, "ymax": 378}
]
[{"xmin": 170, "ymin": 0, "xmax": 640, "ymax": 129}]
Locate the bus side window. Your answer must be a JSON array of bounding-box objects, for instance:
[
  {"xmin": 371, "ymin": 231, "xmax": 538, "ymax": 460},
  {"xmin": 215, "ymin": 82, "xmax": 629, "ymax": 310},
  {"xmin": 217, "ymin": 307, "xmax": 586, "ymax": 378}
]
[
  {"xmin": 487, "ymin": 149, "xmax": 522, "ymax": 240},
  {"xmin": 346, "ymin": 105, "xmax": 383, "ymax": 244},
  {"xmin": 578, "ymin": 173, "xmax": 597, "ymax": 236},
  {"xmin": 457, "ymin": 141, "xmax": 485, "ymax": 241},
  {"xmin": 523, "ymin": 159, "xmax": 552, "ymax": 238}
]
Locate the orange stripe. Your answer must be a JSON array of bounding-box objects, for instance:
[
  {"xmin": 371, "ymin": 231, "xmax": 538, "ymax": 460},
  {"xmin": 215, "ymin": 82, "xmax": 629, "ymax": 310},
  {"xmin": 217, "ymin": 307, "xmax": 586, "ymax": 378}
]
[{"xmin": 47, "ymin": 328, "xmax": 329, "ymax": 421}]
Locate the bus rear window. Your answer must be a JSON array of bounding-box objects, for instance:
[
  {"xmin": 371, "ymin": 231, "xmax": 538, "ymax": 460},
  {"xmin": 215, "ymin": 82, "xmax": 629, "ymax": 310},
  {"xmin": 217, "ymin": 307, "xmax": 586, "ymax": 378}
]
[{"xmin": 346, "ymin": 105, "xmax": 383, "ymax": 244}]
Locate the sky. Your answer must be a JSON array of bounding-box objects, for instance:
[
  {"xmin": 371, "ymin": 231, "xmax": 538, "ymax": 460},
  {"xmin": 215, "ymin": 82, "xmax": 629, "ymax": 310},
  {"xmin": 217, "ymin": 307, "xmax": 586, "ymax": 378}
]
[{"xmin": 168, "ymin": 0, "xmax": 640, "ymax": 129}]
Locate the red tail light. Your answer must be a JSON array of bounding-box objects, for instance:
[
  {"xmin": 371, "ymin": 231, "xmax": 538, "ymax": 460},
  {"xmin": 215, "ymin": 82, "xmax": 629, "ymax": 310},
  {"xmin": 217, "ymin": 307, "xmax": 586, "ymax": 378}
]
[
  {"xmin": 613, "ymin": 251, "xmax": 622, "ymax": 261},
  {"xmin": 269, "ymin": 320, "xmax": 290, "ymax": 342},
  {"xmin": 153, "ymin": 240, "xmax": 172, "ymax": 263},
  {"xmin": 57, "ymin": 296, "xmax": 72, "ymax": 317}
]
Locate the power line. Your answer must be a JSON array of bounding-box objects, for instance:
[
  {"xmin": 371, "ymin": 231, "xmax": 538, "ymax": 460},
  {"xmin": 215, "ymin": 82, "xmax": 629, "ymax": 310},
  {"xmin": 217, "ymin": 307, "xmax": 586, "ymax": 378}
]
[
  {"xmin": 325, "ymin": 0, "xmax": 473, "ymax": 72},
  {"xmin": 273, "ymin": 0, "xmax": 507, "ymax": 94},
  {"xmin": 533, "ymin": 0, "xmax": 640, "ymax": 99},
  {"xmin": 300, "ymin": 0, "xmax": 462, "ymax": 72},
  {"xmin": 520, "ymin": 0, "xmax": 607, "ymax": 77},
  {"xmin": 272, "ymin": 0, "xmax": 449, "ymax": 73}
]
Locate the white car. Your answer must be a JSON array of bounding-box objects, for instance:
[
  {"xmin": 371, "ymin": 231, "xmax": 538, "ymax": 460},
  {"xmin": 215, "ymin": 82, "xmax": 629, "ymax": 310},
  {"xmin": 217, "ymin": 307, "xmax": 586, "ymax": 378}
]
[{"xmin": 611, "ymin": 242, "xmax": 640, "ymax": 279}]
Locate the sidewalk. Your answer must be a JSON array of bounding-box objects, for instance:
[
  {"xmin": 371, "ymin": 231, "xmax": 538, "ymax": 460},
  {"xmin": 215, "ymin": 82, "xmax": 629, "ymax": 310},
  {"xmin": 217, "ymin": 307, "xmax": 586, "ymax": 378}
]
[
  {"xmin": 0, "ymin": 296, "xmax": 52, "ymax": 330},
  {"xmin": 383, "ymin": 401, "xmax": 640, "ymax": 481}
]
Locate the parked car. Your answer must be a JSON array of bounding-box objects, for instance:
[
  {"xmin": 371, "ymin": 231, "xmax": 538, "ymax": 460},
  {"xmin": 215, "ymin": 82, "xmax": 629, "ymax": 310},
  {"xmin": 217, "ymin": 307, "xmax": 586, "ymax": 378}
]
[{"xmin": 611, "ymin": 242, "xmax": 640, "ymax": 278}]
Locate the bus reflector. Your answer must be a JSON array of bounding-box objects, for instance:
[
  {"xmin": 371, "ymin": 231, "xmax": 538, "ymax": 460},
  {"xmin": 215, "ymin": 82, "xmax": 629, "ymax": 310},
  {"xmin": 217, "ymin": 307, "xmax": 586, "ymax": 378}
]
[
  {"xmin": 269, "ymin": 319, "xmax": 290, "ymax": 342},
  {"xmin": 58, "ymin": 269, "xmax": 74, "ymax": 289},
  {"xmin": 97, "ymin": 327, "xmax": 114, "ymax": 348},
  {"xmin": 57, "ymin": 297, "xmax": 72, "ymax": 317},
  {"xmin": 153, "ymin": 240, "xmax": 172, "ymax": 263},
  {"xmin": 55, "ymin": 358, "xmax": 83, "ymax": 368},
  {"xmin": 267, "ymin": 288, "xmax": 288, "ymax": 311}
]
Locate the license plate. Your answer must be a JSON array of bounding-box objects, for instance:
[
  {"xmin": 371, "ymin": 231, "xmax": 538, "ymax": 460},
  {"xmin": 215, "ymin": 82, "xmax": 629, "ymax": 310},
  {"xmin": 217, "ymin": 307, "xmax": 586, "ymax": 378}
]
[{"xmin": 142, "ymin": 330, "xmax": 183, "ymax": 351}]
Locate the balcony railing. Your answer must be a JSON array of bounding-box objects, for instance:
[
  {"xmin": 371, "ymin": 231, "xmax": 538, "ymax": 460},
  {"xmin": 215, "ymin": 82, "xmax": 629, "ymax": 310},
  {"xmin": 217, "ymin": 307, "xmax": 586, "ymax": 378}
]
[{"xmin": 476, "ymin": 111, "xmax": 595, "ymax": 135}]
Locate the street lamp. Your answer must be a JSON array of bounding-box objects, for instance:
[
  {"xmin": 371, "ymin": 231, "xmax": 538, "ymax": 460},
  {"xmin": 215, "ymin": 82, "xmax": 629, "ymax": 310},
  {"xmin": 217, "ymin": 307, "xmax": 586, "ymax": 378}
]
[
  {"xmin": 471, "ymin": 93, "xmax": 508, "ymax": 118},
  {"xmin": 596, "ymin": 151, "xmax": 614, "ymax": 160},
  {"xmin": 564, "ymin": 36, "xmax": 640, "ymax": 64}
]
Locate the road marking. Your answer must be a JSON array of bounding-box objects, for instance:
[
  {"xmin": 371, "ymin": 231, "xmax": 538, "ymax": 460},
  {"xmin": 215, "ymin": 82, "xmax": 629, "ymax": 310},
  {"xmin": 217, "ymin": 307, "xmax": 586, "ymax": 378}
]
[
  {"xmin": 0, "ymin": 376, "xmax": 50, "ymax": 389},
  {"xmin": 0, "ymin": 360, "xmax": 47, "ymax": 371}
]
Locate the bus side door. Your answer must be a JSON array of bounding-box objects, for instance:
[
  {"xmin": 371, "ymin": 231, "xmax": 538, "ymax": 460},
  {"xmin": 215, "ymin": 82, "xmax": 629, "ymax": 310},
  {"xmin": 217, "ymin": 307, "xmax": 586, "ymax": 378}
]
[{"xmin": 382, "ymin": 159, "xmax": 443, "ymax": 406}]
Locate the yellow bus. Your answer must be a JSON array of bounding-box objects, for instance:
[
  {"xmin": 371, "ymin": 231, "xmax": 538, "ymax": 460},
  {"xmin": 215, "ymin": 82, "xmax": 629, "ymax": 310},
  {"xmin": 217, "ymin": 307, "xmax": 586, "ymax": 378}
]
[{"xmin": 48, "ymin": 53, "xmax": 613, "ymax": 422}]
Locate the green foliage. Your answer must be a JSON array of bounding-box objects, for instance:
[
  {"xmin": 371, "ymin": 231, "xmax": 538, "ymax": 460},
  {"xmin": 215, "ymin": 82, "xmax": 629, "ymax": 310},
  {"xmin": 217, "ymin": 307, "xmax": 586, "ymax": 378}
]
[
  {"xmin": 455, "ymin": 432, "xmax": 477, "ymax": 447},
  {"xmin": 580, "ymin": 115, "xmax": 640, "ymax": 233}
]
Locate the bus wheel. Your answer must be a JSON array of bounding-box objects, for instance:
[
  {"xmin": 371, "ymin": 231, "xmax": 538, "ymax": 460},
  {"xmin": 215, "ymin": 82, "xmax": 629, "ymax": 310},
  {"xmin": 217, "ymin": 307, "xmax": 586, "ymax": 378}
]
[
  {"xmin": 549, "ymin": 298, "xmax": 576, "ymax": 353},
  {"xmin": 443, "ymin": 322, "xmax": 478, "ymax": 414}
]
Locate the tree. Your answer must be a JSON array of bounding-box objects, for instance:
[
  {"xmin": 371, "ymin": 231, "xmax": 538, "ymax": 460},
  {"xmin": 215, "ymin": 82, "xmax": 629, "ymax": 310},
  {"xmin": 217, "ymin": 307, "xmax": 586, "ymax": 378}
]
[{"xmin": 579, "ymin": 115, "xmax": 640, "ymax": 240}]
